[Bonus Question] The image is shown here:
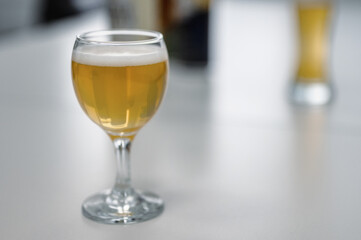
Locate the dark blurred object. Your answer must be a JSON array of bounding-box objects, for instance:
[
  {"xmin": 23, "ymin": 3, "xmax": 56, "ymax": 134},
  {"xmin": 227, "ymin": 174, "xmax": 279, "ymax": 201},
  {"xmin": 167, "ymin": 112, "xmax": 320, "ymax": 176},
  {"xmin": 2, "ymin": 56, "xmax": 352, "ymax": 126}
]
[
  {"xmin": 43, "ymin": 0, "xmax": 79, "ymax": 22},
  {"xmin": 43, "ymin": 0, "xmax": 104, "ymax": 23},
  {"xmin": 107, "ymin": 0, "xmax": 209, "ymax": 65},
  {"xmin": 160, "ymin": 0, "xmax": 210, "ymax": 65},
  {"xmin": 0, "ymin": 0, "xmax": 105, "ymax": 34},
  {"xmin": 165, "ymin": 3, "xmax": 209, "ymax": 65}
]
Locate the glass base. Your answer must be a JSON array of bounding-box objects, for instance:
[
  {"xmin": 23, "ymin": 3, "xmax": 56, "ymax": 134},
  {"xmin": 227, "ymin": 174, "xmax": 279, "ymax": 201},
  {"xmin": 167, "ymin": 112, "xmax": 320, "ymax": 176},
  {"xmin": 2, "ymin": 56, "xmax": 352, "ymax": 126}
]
[
  {"xmin": 82, "ymin": 189, "xmax": 164, "ymax": 224},
  {"xmin": 291, "ymin": 81, "xmax": 333, "ymax": 106}
]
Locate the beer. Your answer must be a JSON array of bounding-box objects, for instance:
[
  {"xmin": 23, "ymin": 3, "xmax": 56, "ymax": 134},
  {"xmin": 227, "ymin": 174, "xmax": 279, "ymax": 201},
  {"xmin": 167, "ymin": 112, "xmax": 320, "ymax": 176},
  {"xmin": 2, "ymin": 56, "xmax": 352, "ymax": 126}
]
[
  {"xmin": 72, "ymin": 45, "xmax": 168, "ymax": 136},
  {"xmin": 292, "ymin": 1, "xmax": 333, "ymax": 105},
  {"xmin": 296, "ymin": 2, "xmax": 331, "ymax": 83},
  {"xmin": 73, "ymin": 30, "xmax": 168, "ymax": 224}
]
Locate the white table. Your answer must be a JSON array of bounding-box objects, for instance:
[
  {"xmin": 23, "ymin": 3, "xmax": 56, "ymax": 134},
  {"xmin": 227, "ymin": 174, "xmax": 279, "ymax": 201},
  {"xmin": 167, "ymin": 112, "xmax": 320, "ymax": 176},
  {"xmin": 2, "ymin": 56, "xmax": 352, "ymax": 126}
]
[{"xmin": 1, "ymin": 1, "xmax": 361, "ymax": 239}]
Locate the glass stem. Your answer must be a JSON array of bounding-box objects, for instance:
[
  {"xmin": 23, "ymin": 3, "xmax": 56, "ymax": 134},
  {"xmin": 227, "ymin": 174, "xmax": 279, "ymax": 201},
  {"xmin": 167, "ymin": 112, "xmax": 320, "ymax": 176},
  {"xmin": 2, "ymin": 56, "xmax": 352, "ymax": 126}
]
[{"xmin": 112, "ymin": 138, "xmax": 133, "ymax": 197}]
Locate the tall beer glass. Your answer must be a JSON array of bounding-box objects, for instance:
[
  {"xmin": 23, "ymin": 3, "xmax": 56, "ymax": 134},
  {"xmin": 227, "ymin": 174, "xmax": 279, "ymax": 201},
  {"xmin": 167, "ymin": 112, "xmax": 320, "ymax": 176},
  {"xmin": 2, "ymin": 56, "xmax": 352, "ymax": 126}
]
[
  {"xmin": 292, "ymin": 0, "xmax": 333, "ymax": 105},
  {"xmin": 71, "ymin": 30, "xmax": 168, "ymax": 224}
]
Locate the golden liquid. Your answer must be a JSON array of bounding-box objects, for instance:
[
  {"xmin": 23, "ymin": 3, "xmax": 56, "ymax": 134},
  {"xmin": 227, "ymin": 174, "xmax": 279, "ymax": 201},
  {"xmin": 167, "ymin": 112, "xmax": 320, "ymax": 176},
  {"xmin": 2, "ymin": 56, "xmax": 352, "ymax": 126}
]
[
  {"xmin": 297, "ymin": 3, "xmax": 330, "ymax": 83},
  {"xmin": 72, "ymin": 61, "xmax": 167, "ymax": 137}
]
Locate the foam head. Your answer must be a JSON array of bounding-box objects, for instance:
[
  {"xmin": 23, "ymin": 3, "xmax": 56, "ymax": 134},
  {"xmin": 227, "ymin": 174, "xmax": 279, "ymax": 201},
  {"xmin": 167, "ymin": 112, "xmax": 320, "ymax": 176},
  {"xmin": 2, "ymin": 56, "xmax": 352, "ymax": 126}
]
[{"xmin": 72, "ymin": 45, "xmax": 168, "ymax": 67}]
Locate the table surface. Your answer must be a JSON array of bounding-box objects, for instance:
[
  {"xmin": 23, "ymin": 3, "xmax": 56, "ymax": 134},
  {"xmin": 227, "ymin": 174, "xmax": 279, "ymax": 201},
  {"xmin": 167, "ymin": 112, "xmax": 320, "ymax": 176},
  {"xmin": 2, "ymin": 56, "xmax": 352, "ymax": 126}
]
[{"xmin": 1, "ymin": 1, "xmax": 361, "ymax": 239}]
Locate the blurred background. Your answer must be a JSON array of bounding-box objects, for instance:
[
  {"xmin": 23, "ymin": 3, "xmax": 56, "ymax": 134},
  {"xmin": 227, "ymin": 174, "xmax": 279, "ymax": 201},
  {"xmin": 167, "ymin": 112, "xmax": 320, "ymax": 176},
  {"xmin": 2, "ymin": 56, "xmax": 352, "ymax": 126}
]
[
  {"xmin": 0, "ymin": 0, "xmax": 210, "ymax": 63},
  {"xmin": 1, "ymin": 0, "xmax": 361, "ymax": 239}
]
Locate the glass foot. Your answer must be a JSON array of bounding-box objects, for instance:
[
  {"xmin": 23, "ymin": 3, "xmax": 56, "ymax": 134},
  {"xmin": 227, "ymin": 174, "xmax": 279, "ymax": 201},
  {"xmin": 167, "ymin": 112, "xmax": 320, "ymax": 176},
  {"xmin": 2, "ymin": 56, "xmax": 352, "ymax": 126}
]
[
  {"xmin": 291, "ymin": 82, "xmax": 333, "ymax": 106},
  {"xmin": 82, "ymin": 189, "xmax": 164, "ymax": 224}
]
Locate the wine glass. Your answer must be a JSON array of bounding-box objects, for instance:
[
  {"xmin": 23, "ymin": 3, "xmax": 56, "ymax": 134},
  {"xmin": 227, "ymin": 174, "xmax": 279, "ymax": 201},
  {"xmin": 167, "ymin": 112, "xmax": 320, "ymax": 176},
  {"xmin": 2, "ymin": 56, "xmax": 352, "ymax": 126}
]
[{"xmin": 71, "ymin": 29, "xmax": 168, "ymax": 224}]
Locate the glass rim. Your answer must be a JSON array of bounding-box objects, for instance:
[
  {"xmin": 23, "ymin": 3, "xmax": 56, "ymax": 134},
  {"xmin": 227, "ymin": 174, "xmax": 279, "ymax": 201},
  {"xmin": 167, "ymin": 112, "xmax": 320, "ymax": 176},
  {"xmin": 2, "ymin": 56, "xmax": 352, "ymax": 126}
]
[{"xmin": 76, "ymin": 29, "xmax": 164, "ymax": 46}]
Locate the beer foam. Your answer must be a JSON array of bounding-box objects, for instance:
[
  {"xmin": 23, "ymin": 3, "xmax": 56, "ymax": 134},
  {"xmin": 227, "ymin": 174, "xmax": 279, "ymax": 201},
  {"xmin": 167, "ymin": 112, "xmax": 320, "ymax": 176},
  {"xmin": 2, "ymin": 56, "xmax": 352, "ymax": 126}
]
[{"xmin": 72, "ymin": 45, "xmax": 168, "ymax": 67}]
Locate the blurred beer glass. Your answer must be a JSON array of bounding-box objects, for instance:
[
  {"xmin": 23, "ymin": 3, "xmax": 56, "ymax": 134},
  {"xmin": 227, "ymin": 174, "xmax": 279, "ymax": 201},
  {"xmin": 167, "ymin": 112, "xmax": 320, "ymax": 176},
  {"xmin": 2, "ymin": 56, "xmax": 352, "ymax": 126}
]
[{"xmin": 292, "ymin": 0, "xmax": 333, "ymax": 105}]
